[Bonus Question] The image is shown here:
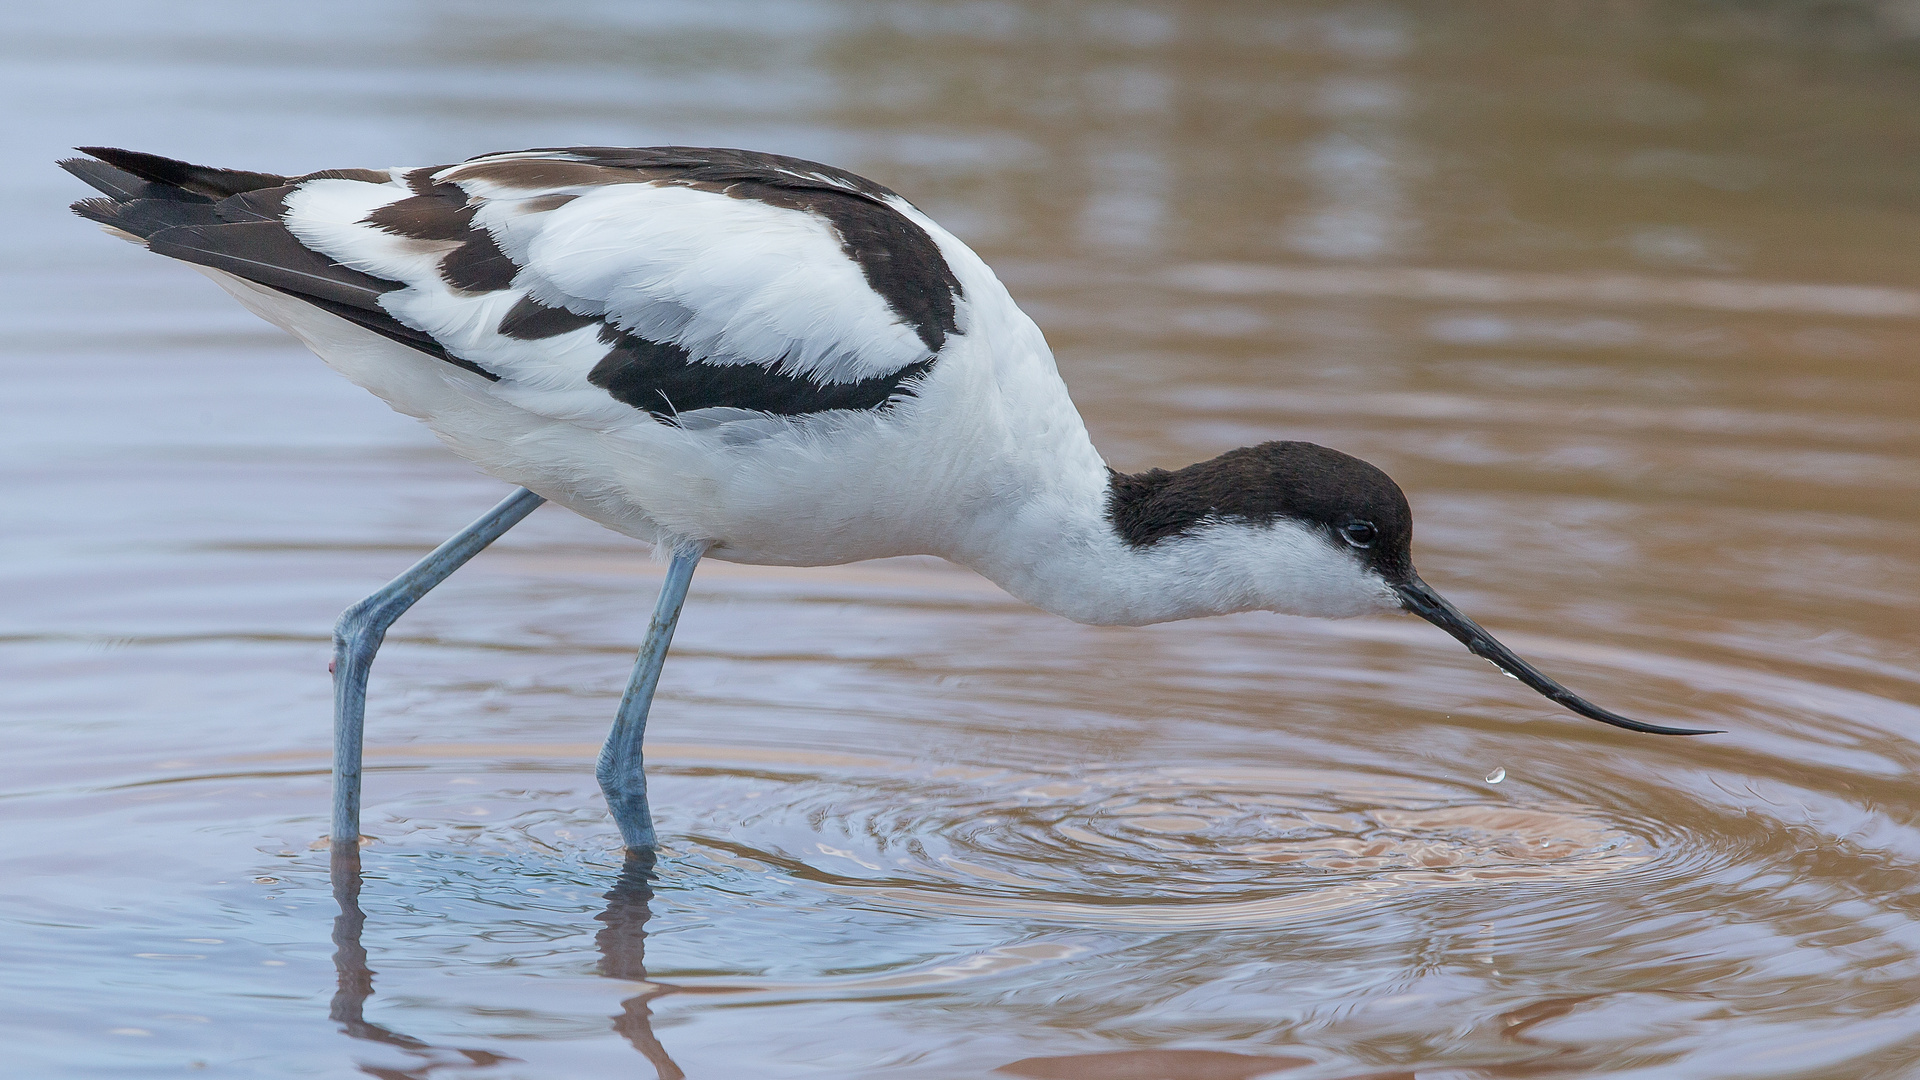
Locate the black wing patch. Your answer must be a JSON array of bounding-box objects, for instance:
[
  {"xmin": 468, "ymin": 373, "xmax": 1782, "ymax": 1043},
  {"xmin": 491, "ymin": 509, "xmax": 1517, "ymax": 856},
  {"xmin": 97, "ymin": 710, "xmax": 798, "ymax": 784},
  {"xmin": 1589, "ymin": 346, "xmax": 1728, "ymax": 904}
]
[
  {"xmin": 588, "ymin": 323, "xmax": 936, "ymax": 419},
  {"xmin": 497, "ymin": 294, "xmax": 598, "ymax": 339},
  {"xmin": 363, "ymin": 169, "xmax": 521, "ymax": 294}
]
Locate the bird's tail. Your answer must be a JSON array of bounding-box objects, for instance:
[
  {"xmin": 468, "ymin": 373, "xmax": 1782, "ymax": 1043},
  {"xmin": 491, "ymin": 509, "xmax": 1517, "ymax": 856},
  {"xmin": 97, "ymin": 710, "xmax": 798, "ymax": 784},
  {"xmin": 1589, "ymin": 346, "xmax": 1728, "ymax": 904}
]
[
  {"xmin": 59, "ymin": 148, "xmax": 465, "ymax": 366},
  {"xmin": 62, "ymin": 146, "xmax": 290, "ymax": 243}
]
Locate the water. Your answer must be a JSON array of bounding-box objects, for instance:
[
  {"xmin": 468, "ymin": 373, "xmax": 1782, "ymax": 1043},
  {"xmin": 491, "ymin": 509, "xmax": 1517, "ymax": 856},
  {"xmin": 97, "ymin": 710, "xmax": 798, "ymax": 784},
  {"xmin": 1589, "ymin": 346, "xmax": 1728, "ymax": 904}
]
[{"xmin": 3, "ymin": 2, "xmax": 1919, "ymax": 1076}]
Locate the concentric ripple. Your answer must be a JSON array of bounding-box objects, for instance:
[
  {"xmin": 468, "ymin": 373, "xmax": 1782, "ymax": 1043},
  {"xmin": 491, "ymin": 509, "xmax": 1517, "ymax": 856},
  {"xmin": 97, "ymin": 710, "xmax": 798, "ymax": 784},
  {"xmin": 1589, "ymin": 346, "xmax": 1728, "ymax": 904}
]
[{"xmin": 655, "ymin": 748, "xmax": 1679, "ymax": 930}]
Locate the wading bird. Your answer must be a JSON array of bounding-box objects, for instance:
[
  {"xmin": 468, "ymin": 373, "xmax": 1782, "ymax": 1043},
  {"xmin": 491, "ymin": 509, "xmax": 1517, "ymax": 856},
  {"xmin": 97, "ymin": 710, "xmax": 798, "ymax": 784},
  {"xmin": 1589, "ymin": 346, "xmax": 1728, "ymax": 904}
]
[{"xmin": 64, "ymin": 145, "xmax": 1713, "ymax": 854}]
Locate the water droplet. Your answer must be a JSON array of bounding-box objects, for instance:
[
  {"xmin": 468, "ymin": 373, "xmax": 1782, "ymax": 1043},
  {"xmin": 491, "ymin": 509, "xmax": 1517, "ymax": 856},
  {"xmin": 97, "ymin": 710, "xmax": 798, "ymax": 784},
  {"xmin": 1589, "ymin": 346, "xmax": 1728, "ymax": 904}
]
[{"xmin": 1485, "ymin": 767, "xmax": 1506, "ymax": 784}]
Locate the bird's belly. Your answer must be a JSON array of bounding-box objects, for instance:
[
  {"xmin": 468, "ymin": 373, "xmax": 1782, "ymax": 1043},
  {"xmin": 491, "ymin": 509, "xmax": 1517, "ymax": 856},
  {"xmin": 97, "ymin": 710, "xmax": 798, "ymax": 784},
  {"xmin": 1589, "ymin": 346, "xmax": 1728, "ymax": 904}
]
[
  {"xmin": 456, "ymin": 417, "xmax": 954, "ymax": 566},
  {"xmin": 205, "ymin": 271, "xmax": 965, "ymax": 565}
]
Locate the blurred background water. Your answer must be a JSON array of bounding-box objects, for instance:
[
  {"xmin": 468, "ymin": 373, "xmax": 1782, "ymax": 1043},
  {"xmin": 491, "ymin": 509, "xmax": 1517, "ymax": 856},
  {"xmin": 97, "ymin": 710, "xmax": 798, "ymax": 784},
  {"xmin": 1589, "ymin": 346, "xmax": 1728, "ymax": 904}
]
[{"xmin": 3, "ymin": 2, "xmax": 1919, "ymax": 1077}]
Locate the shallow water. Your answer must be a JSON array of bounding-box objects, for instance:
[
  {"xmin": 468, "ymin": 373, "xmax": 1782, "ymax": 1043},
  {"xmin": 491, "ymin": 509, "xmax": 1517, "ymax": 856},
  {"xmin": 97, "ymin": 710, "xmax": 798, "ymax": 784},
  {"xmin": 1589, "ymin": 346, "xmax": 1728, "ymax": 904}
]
[{"xmin": 4, "ymin": 2, "xmax": 1920, "ymax": 1076}]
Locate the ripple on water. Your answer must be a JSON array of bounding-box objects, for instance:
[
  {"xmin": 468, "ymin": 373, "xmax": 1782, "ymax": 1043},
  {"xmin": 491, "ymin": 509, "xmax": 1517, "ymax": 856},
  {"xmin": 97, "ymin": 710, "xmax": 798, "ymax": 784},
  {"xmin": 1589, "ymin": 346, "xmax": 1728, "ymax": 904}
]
[{"xmin": 655, "ymin": 750, "xmax": 1683, "ymax": 931}]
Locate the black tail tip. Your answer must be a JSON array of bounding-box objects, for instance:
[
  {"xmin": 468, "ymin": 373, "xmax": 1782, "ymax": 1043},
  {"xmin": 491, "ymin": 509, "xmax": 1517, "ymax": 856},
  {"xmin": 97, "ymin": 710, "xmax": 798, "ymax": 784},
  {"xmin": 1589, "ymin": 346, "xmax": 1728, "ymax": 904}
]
[{"xmin": 63, "ymin": 146, "xmax": 287, "ymax": 200}]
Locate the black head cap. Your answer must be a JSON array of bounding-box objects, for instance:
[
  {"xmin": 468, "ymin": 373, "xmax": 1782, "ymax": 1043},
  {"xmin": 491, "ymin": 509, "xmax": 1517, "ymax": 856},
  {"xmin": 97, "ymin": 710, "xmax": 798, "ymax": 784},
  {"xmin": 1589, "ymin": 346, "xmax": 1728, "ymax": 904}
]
[{"xmin": 1105, "ymin": 441, "xmax": 1413, "ymax": 582}]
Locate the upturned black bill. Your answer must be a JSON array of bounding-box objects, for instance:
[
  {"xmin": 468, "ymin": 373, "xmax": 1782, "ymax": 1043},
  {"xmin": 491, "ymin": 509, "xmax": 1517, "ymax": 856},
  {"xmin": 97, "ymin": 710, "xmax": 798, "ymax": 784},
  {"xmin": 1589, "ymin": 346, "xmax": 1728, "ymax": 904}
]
[{"xmin": 1393, "ymin": 577, "xmax": 1719, "ymax": 736}]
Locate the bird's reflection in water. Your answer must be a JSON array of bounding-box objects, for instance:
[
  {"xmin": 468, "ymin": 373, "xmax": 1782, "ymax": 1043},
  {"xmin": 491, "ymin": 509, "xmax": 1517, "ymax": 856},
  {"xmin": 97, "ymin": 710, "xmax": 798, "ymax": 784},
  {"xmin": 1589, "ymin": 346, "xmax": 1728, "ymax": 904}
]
[
  {"xmin": 595, "ymin": 852, "xmax": 686, "ymax": 1080},
  {"xmin": 328, "ymin": 847, "xmax": 518, "ymax": 1077},
  {"xmin": 328, "ymin": 848, "xmax": 684, "ymax": 1079}
]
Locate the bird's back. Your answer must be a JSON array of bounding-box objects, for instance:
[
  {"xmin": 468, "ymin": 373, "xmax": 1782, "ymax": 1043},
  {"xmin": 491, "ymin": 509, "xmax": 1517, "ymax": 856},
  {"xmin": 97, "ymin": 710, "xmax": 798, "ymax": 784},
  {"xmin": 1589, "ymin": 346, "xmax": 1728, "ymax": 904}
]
[{"xmin": 66, "ymin": 146, "xmax": 1094, "ymax": 564}]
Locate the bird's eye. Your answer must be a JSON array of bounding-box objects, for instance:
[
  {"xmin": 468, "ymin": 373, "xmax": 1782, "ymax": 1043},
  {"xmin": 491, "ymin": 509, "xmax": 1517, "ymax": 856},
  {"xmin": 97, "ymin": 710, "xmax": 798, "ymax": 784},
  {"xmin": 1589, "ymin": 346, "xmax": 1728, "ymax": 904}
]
[{"xmin": 1341, "ymin": 521, "xmax": 1377, "ymax": 549}]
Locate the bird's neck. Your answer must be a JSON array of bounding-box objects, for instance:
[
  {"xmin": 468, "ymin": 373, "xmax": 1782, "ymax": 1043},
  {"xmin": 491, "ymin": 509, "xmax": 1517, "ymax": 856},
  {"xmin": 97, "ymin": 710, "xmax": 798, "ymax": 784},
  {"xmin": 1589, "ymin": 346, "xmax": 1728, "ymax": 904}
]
[
  {"xmin": 927, "ymin": 382, "xmax": 1256, "ymax": 627},
  {"xmin": 920, "ymin": 283, "xmax": 1343, "ymax": 627},
  {"xmin": 945, "ymin": 462, "xmax": 1199, "ymax": 627}
]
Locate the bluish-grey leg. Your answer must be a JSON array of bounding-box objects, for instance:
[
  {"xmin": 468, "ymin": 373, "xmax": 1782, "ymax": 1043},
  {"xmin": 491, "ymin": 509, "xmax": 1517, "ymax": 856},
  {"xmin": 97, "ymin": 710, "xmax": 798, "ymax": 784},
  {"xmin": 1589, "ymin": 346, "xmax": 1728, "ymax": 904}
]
[
  {"xmin": 597, "ymin": 543, "xmax": 707, "ymax": 852},
  {"xmin": 331, "ymin": 487, "xmax": 546, "ymax": 852}
]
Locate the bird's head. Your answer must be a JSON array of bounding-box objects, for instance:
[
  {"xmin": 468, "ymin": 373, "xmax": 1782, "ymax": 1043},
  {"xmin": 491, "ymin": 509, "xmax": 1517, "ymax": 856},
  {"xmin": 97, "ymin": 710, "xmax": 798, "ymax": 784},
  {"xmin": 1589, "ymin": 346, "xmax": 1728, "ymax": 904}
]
[{"xmin": 1106, "ymin": 441, "xmax": 1714, "ymax": 736}]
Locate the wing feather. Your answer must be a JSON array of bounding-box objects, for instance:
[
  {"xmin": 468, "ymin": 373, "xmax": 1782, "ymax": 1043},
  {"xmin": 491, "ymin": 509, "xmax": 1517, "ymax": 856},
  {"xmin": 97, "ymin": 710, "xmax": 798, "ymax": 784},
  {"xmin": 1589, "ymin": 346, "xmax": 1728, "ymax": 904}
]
[{"xmin": 65, "ymin": 146, "xmax": 968, "ymax": 425}]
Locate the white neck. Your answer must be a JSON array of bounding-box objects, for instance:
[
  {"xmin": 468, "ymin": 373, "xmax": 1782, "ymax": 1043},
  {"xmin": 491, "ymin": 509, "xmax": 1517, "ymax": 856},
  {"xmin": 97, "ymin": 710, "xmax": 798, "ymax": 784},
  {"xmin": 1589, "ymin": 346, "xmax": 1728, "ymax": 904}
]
[
  {"xmin": 925, "ymin": 326, "xmax": 1391, "ymax": 628},
  {"xmin": 900, "ymin": 220, "xmax": 1396, "ymax": 627}
]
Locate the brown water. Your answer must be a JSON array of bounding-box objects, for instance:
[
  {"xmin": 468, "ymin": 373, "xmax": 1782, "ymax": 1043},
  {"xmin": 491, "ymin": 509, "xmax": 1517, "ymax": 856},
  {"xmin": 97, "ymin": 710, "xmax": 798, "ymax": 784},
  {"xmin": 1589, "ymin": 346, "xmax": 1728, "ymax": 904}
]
[{"xmin": 4, "ymin": 2, "xmax": 1920, "ymax": 1077}]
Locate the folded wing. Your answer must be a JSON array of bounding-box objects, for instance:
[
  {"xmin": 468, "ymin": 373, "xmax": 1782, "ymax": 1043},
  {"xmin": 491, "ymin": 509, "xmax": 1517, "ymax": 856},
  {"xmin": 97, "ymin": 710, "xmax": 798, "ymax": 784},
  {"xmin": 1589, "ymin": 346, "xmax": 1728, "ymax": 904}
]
[{"xmin": 65, "ymin": 145, "xmax": 965, "ymax": 426}]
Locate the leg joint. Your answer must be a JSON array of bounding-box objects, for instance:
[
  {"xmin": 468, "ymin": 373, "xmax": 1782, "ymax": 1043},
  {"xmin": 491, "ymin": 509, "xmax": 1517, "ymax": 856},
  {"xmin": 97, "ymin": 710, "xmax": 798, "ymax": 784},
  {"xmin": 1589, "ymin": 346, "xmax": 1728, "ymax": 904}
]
[{"xmin": 332, "ymin": 591, "xmax": 410, "ymax": 654}]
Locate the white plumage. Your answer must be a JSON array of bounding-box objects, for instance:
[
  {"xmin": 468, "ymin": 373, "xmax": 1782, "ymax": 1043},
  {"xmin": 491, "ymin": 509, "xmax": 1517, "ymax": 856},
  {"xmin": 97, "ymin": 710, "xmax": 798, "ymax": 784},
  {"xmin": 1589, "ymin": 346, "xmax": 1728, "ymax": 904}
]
[
  {"xmin": 104, "ymin": 146, "xmax": 1377, "ymax": 626},
  {"xmin": 63, "ymin": 143, "xmax": 1707, "ymax": 836}
]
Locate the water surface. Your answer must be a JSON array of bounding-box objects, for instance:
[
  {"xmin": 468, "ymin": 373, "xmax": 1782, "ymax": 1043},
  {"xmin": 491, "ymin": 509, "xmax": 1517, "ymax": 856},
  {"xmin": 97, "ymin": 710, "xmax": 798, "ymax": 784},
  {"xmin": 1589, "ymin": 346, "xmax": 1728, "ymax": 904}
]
[{"xmin": 3, "ymin": 2, "xmax": 1919, "ymax": 1077}]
